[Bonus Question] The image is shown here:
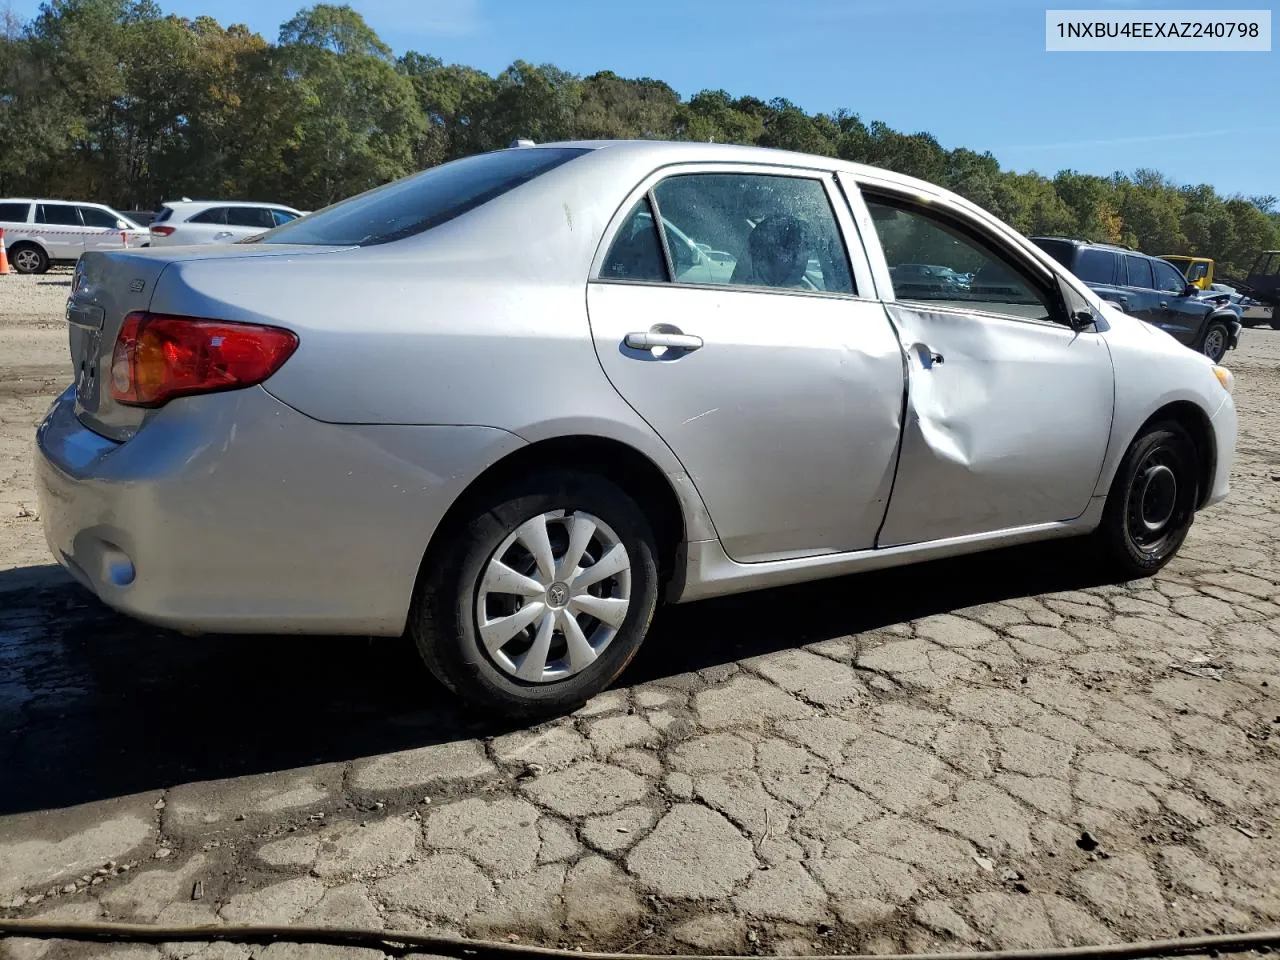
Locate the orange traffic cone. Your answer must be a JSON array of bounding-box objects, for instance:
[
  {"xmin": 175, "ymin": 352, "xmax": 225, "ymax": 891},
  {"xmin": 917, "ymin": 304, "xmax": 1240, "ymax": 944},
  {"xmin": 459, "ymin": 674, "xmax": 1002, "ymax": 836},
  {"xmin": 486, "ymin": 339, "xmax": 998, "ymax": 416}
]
[{"xmin": 0, "ymin": 228, "xmax": 10, "ymax": 275}]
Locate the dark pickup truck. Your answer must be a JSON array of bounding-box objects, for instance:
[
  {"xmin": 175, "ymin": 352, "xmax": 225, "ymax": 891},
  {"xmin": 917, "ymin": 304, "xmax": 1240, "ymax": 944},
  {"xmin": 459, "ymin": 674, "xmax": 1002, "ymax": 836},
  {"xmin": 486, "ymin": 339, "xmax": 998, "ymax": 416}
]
[{"xmin": 1031, "ymin": 237, "xmax": 1241, "ymax": 362}]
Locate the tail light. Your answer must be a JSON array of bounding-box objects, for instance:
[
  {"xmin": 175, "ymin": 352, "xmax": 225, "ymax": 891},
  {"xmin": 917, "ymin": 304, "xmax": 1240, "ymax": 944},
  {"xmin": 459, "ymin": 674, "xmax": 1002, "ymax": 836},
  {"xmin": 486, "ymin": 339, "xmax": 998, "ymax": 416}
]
[
  {"xmin": 149, "ymin": 225, "xmax": 175, "ymax": 236},
  {"xmin": 110, "ymin": 312, "xmax": 298, "ymax": 407}
]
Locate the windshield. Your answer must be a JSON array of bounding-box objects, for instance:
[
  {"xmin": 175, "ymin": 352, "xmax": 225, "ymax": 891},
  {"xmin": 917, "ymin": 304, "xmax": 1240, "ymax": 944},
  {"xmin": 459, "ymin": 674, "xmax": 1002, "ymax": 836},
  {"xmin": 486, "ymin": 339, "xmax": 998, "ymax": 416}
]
[{"xmin": 259, "ymin": 147, "xmax": 591, "ymax": 247}]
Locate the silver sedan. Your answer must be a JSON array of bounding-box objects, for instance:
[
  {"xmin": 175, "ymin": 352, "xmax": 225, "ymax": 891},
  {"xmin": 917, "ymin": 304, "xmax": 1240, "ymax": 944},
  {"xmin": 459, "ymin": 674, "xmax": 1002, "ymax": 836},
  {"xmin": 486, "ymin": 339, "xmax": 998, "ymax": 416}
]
[{"xmin": 35, "ymin": 140, "xmax": 1237, "ymax": 716}]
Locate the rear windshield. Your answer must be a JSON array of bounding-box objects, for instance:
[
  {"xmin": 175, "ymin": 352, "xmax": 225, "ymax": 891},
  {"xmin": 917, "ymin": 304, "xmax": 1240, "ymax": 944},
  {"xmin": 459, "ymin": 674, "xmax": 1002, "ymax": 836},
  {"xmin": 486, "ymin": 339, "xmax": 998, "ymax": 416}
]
[{"xmin": 260, "ymin": 147, "xmax": 590, "ymax": 247}]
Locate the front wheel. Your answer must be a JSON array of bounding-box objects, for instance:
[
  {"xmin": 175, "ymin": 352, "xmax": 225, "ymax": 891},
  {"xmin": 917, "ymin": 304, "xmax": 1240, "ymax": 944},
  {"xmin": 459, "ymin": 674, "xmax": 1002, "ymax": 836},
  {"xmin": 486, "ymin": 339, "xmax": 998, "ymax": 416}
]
[
  {"xmin": 1093, "ymin": 421, "xmax": 1199, "ymax": 580},
  {"xmin": 409, "ymin": 470, "xmax": 660, "ymax": 717},
  {"xmin": 1200, "ymin": 320, "xmax": 1230, "ymax": 362}
]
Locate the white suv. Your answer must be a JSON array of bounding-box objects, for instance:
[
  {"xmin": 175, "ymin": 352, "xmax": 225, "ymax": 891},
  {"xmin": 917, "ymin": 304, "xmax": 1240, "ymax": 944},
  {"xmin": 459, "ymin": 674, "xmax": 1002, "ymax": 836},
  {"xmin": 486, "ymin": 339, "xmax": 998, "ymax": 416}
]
[
  {"xmin": 0, "ymin": 199, "xmax": 148, "ymax": 273},
  {"xmin": 149, "ymin": 201, "xmax": 304, "ymax": 247}
]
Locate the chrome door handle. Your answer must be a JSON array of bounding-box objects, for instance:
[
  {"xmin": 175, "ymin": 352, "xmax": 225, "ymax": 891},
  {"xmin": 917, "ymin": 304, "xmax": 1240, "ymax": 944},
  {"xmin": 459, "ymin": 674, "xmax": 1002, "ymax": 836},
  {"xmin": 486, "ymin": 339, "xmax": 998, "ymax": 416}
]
[{"xmin": 624, "ymin": 331, "xmax": 703, "ymax": 351}]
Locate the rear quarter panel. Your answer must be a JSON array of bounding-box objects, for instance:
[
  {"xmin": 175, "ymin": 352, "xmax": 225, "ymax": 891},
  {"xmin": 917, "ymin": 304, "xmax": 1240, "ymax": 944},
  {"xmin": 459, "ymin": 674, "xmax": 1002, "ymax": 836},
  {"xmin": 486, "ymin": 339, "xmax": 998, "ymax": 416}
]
[{"xmin": 148, "ymin": 152, "xmax": 720, "ymax": 543}]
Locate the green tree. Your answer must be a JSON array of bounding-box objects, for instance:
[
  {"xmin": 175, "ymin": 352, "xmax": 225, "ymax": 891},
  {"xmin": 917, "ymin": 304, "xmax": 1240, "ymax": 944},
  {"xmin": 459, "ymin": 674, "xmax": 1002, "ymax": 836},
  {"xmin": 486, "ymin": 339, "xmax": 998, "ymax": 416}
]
[{"xmin": 274, "ymin": 4, "xmax": 423, "ymax": 207}]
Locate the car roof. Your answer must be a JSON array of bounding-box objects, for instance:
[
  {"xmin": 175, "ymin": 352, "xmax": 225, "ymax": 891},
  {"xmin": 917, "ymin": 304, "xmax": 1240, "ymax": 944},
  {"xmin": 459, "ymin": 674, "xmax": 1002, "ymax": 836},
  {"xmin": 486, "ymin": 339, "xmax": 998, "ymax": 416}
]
[
  {"xmin": 0, "ymin": 198, "xmax": 114, "ymax": 206},
  {"xmin": 162, "ymin": 200, "xmax": 298, "ymax": 210}
]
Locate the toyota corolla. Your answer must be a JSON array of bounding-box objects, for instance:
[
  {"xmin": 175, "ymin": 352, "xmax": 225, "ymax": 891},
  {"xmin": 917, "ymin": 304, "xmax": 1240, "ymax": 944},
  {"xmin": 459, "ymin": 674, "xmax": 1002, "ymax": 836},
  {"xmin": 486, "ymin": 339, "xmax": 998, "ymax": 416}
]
[{"xmin": 35, "ymin": 140, "xmax": 1237, "ymax": 716}]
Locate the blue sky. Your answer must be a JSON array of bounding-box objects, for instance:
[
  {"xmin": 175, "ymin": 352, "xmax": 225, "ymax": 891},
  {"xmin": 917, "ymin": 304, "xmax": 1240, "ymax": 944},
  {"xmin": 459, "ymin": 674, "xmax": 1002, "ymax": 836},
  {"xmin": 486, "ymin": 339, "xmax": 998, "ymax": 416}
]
[{"xmin": 10, "ymin": 0, "xmax": 1278, "ymax": 196}]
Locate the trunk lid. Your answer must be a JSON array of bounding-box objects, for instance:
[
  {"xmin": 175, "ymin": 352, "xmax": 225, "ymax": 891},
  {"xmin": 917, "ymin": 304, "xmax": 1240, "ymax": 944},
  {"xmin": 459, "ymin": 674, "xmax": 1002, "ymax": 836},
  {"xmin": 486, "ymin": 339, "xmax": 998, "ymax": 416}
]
[{"xmin": 68, "ymin": 244, "xmax": 347, "ymax": 440}]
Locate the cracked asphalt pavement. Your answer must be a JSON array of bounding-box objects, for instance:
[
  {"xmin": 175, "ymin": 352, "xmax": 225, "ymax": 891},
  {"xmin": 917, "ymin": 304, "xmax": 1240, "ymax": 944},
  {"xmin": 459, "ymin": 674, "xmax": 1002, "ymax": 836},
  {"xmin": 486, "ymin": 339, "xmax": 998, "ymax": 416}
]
[{"xmin": 2, "ymin": 270, "xmax": 1278, "ymax": 959}]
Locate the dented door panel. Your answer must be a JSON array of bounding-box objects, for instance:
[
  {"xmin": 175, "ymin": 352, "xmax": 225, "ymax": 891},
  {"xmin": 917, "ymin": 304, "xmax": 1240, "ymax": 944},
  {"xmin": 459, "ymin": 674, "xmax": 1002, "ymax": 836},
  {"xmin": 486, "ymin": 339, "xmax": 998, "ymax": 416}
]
[{"xmin": 876, "ymin": 305, "xmax": 1114, "ymax": 547}]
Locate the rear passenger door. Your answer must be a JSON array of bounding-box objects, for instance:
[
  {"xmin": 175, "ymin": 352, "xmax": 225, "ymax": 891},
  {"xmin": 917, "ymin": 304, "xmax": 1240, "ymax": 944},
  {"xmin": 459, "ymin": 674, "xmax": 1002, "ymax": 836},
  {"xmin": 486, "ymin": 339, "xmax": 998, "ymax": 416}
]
[
  {"xmin": 34, "ymin": 203, "xmax": 86, "ymax": 260},
  {"xmin": 183, "ymin": 206, "xmax": 233, "ymax": 243},
  {"xmin": 587, "ymin": 165, "xmax": 907, "ymax": 563},
  {"xmin": 224, "ymin": 206, "xmax": 276, "ymax": 241}
]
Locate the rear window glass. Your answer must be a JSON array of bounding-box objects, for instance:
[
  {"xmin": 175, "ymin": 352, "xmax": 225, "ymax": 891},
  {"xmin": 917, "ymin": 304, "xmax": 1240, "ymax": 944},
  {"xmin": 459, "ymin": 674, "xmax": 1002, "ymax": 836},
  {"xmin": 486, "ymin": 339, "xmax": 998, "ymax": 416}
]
[
  {"xmin": 0, "ymin": 202, "xmax": 30, "ymax": 223},
  {"xmin": 38, "ymin": 204, "xmax": 80, "ymax": 226},
  {"xmin": 190, "ymin": 207, "xmax": 228, "ymax": 225},
  {"xmin": 153, "ymin": 207, "xmax": 173, "ymax": 223},
  {"xmin": 260, "ymin": 147, "xmax": 590, "ymax": 247},
  {"xmin": 1031, "ymin": 239, "xmax": 1074, "ymax": 269},
  {"xmin": 1125, "ymin": 255, "xmax": 1154, "ymax": 288},
  {"xmin": 1075, "ymin": 248, "xmax": 1117, "ymax": 284},
  {"xmin": 227, "ymin": 207, "xmax": 275, "ymax": 229}
]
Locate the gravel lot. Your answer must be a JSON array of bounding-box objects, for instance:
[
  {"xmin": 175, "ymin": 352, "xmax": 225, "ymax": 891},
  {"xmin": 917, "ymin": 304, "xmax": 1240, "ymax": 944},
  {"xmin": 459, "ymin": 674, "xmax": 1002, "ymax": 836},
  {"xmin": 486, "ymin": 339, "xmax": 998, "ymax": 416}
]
[{"xmin": 1, "ymin": 270, "xmax": 1279, "ymax": 959}]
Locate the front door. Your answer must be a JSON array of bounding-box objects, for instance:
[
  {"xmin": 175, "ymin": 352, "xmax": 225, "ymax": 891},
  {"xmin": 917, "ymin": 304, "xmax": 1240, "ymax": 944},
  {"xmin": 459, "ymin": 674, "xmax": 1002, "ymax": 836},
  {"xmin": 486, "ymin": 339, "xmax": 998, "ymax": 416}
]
[
  {"xmin": 77, "ymin": 205, "xmax": 126, "ymax": 254},
  {"xmin": 586, "ymin": 167, "xmax": 906, "ymax": 563},
  {"xmin": 851, "ymin": 184, "xmax": 1115, "ymax": 547}
]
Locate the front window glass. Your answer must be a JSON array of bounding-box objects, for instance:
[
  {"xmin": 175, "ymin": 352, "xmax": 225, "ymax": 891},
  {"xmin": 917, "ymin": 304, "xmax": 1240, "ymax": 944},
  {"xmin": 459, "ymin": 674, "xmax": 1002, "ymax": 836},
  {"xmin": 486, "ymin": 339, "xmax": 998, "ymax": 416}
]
[
  {"xmin": 261, "ymin": 147, "xmax": 590, "ymax": 247},
  {"xmin": 78, "ymin": 206, "xmax": 119, "ymax": 229},
  {"xmin": 866, "ymin": 196, "xmax": 1054, "ymax": 323},
  {"xmin": 1153, "ymin": 259, "xmax": 1188, "ymax": 293}
]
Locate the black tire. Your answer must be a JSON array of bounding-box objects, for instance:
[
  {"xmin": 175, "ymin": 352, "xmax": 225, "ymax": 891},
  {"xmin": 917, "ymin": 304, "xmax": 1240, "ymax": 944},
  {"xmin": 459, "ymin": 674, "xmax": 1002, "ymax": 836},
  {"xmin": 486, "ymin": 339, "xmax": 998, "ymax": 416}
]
[
  {"xmin": 409, "ymin": 470, "xmax": 660, "ymax": 718},
  {"xmin": 1093, "ymin": 421, "xmax": 1199, "ymax": 580},
  {"xmin": 8, "ymin": 242, "xmax": 48, "ymax": 275},
  {"xmin": 1199, "ymin": 320, "xmax": 1230, "ymax": 362}
]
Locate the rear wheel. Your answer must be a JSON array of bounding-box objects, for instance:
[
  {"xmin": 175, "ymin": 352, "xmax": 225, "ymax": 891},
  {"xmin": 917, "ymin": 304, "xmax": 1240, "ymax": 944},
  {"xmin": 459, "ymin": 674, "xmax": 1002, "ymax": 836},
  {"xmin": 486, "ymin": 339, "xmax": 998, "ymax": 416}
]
[
  {"xmin": 9, "ymin": 243, "xmax": 47, "ymax": 274},
  {"xmin": 409, "ymin": 470, "xmax": 660, "ymax": 717},
  {"xmin": 1200, "ymin": 320, "xmax": 1230, "ymax": 362},
  {"xmin": 1093, "ymin": 421, "xmax": 1199, "ymax": 579}
]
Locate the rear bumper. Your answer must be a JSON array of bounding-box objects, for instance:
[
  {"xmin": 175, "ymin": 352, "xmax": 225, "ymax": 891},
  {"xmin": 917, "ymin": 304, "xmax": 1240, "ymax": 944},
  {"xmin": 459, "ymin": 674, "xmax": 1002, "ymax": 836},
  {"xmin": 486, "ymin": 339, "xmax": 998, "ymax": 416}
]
[
  {"xmin": 1204, "ymin": 394, "xmax": 1236, "ymax": 509},
  {"xmin": 35, "ymin": 385, "xmax": 523, "ymax": 635}
]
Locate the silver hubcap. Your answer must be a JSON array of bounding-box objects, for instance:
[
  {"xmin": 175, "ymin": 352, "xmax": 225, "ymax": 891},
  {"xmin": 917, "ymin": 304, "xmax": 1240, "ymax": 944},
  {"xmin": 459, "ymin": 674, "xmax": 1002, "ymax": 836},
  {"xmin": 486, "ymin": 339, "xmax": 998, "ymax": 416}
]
[
  {"xmin": 1203, "ymin": 328, "xmax": 1225, "ymax": 359},
  {"xmin": 1138, "ymin": 463, "xmax": 1177, "ymax": 532},
  {"xmin": 476, "ymin": 510, "xmax": 631, "ymax": 684},
  {"xmin": 13, "ymin": 249, "xmax": 39, "ymax": 272}
]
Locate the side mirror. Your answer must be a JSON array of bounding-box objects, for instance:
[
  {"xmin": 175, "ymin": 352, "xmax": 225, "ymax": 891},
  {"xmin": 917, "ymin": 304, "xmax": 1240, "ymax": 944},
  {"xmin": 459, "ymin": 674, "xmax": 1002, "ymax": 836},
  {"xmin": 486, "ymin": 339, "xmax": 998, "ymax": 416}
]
[
  {"xmin": 116, "ymin": 219, "xmax": 130, "ymax": 230},
  {"xmin": 1058, "ymin": 275, "xmax": 1096, "ymax": 331},
  {"xmin": 1183, "ymin": 283, "xmax": 1199, "ymax": 298}
]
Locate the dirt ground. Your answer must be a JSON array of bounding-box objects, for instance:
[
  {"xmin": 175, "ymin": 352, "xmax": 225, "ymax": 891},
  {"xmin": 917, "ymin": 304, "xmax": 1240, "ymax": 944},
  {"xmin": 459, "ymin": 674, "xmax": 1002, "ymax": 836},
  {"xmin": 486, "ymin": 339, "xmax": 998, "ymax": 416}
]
[{"xmin": 1, "ymin": 270, "xmax": 1278, "ymax": 960}]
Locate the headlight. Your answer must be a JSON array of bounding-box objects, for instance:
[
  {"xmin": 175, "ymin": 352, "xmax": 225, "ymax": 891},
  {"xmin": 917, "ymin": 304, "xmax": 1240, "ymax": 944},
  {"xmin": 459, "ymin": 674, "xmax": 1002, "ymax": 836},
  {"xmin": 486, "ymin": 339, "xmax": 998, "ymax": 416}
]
[{"xmin": 1212, "ymin": 365, "xmax": 1233, "ymax": 394}]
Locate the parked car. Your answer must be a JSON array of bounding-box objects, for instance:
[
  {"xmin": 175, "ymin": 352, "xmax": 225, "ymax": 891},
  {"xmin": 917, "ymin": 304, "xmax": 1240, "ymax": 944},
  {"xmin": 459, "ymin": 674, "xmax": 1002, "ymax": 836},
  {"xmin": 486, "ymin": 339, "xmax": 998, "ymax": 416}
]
[
  {"xmin": 37, "ymin": 141, "xmax": 1237, "ymax": 716},
  {"xmin": 148, "ymin": 201, "xmax": 305, "ymax": 246},
  {"xmin": 1162, "ymin": 254, "xmax": 1215, "ymax": 290},
  {"xmin": 0, "ymin": 199, "xmax": 148, "ymax": 273},
  {"xmin": 1030, "ymin": 237, "xmax": 1242, "ymax": 362},
  {"xmin": 1205, "ymin": 283, "xmax": 1274, "ymax": 327}
]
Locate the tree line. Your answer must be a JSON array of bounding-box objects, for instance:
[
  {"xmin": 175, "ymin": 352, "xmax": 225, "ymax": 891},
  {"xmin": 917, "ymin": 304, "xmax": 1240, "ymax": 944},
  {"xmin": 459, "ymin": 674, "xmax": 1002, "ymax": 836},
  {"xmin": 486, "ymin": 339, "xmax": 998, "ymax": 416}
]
[{"xmin": 3, "ymin": 0, "xmax": 1277, "ymax": 274}]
